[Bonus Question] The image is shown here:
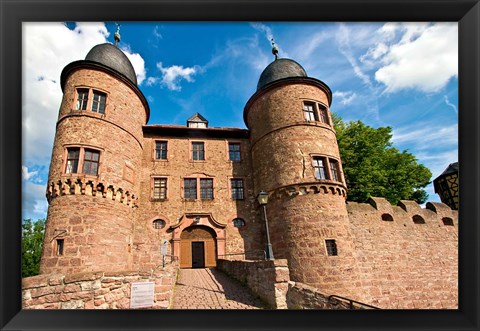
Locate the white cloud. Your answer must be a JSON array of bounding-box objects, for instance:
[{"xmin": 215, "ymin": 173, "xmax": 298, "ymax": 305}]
[
  {"xmin": 250, "ymin": 23, "xmax": 289, "ymax": 59},
  {"xmin": 156, "ymin": 62, "xmax": 200, "ymax": 91},
  {"xmin": 22, "ymin": 165, "xmax": 38, "ymax": 181},
  {"xmin": 336, "ymin": 23, "xmax": 372, "ymax": 87},
  {"xmin": 392, "ymin": 123, "xmax": 458, "ymax": 149},
  {"xmin": 122, "ymin": 48, "xmax": 147, "ymax": 85},
  {"xmin": 372, "ymin": 23, "xmax": 458, "ymax": 93},
  {"xmin": 333, "ymin": 91, "xmax": 357, "ymax": 105},
  {"xmin": 444, "ymin": 95, "xmax": 458, "ymax": 114},
  {"xmin": 22, "ymin": 181, "xmax": 48, "ymax": 221},
  {"xmin": 153, "ymin": 25, "xmax": 162, "ymax": 39}
]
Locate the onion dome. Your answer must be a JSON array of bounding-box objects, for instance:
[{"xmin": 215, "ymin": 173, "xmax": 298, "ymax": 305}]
[
  {"xmin": 256, "ymin": 58, "xmax": 308, "ymax": 91},
  {"xmin": 85, "ymin": 43, "xmax": 137, "ymax": 85}
]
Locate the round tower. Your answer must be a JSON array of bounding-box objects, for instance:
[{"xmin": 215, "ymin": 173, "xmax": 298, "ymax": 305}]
[
  {"xmin": 245, "ymin": 56, "xmax": 360, "ymax": 297},
  {"xmin": 40, "ymin": 42, "xmax": 150, "ymax": 274}
]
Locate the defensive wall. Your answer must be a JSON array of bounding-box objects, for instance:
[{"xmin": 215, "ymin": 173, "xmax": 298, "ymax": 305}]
[
  {"xmin": 346, "ymin": 197, "xmax": 458, "ymax": 308},
  {"xmin": 22, "ymin": 263, "xmax": 178, "ymax": 309}
]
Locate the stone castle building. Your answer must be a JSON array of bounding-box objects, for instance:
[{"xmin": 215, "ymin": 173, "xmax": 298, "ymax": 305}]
[{"xmin": 39, "ymin": 40, "xmax": 458, "ymax": 309}]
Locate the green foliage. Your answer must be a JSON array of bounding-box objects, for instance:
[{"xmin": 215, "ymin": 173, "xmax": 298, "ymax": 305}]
[
  {"xmin": 22, "ymin": 218, "xmax": 45, "ymax": 277},
  {"xmin": 332, "ymin": 113, "xmax": 432, "ymax": 205}
]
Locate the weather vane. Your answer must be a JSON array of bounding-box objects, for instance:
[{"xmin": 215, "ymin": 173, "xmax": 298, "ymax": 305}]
[
  {"xmin": 271, "ymin": 38, "xmax": 279, "ymax": 60},
  {"xmin": 114, "ymin": 23, "xmax": 121, "ymax": 47}
]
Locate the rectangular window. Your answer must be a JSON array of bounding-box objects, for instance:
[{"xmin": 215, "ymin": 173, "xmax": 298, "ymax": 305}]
[
  {"xmin": 231, "ymin": 179, "xmax": 244, "ymax": 200},
  {"xmin": 83, "ymin": 149, "xmax": 100, "ymax": 175},
  {"xmin": 303, "ymin": 102, "xmax": 317, "ymax": 121},
  {"xmin": 76, "ymin": 89, "xmax": 89, "ymax": 110},
  {"xmin": 200, "ymin": 178, "xmax": 214, "ymax": 200},
  {"xmin": 91, "ymin": 91, "xmax": 106, "ymax": 114},
  {"xmin": 153, "ymin": 178, "xmax": 167, "ymax": 200},
  {"xmin": 228, "ymin": 143, "xmax": 241, "ymax": 161},
  {"xmin": 192, "ymin": 142, "xmax": 205, "ymax": 160},
  {"xmin": 56, "ymin": 239, "xmax": 64, "ymax": 256},
  {"xmin": 184, "ymin": 178, "xmax": 197, "ymax": 200},
  {"xmin": 330, "ymin": 160, "xmax": 340, "ymax": 182},
  {"xmin": 313, "ymin": 157, "xmax": 327, "ymax": 180},
  {"xmin": 65, "ymin": 148, "xmax": 80, "ymax": 174},
  {"xmin": 318, "ymin": 104, "xmax": 329, "ymax": 124},
  {"xmin": 155, "ymin": 141, "xmax": 168, "ymax": 160},
  {"xmin": 325, "ymin": 239, "xmax": 338, "ymax": 256}
]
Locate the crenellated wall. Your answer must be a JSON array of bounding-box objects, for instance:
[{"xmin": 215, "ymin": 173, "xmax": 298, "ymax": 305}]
[{"xmin": 346, "ymin": 197, "xmax": 458, "ymax": 308}]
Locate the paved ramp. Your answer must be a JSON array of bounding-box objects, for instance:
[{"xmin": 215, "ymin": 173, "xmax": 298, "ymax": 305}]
[{"xmin": 172, "ymin": 268, "xmax": 265, "ymax": 309}]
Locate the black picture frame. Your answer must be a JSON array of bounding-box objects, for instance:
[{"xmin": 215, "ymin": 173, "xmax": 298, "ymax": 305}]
[{"xmin": 1, "ymin": 1, "xmax": 478, "ymax": 330}]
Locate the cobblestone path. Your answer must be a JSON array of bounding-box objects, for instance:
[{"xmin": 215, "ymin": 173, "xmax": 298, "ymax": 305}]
[{"xmin": 172, "ymin": 268, "xmax": 265, "ymax": 309}]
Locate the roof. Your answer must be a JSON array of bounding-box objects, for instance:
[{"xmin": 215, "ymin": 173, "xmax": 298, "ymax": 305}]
[
  {"xmin": 85, "ymin": 43, "xmax": 137, "ymax": 85},
  {"xmin": 257, "ymin": 58, "xmax": 308, "ymax": 91},
  {"xmin": 143, "ymin": 124, "xmax": 249, "ymax": 139}
]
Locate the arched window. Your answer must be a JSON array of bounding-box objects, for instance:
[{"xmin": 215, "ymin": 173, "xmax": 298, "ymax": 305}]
[
  {"xmin": 232, "ymin": 218, "xmax": 246, "ymax": 228},
  {"xmin": 412, "ymin": 215, "xmax": 425, "ymax": 224},
  {"xmin": 442, "ymin": 217, "xmax": 454, "ymax": 226},
  {"xmin": 152, "ymin": 219, "xmax": 166, "ymax": 230},
  {"xmin": 381, "ymin": 213, "xmax": 394, "ymax": 222}
]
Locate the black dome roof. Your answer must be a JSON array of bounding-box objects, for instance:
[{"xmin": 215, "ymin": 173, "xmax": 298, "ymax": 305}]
[
  {"xmin": 257, "ymin": 58, "xmax": 307, "ymax": 91},
  {"xmin": 85, "ymin": 43, "xmax": 137, "ymax": 85}
]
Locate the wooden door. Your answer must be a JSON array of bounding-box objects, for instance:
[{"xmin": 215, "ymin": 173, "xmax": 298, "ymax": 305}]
[
  {"xmin": 180, "ymin": 240, "xmax": 192, "ymax": 268},
  {"xmin": 191, "ymin": 241, "xmax": 205, "ymax": 268}
]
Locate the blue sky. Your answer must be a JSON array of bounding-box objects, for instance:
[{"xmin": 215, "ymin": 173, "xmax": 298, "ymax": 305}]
[{"xmin": 22, "ymin": 22, "xmax": 458, "ymax": 221}]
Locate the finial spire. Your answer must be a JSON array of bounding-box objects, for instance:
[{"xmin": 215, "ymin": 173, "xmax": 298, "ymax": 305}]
[
  {"xmin": 271, "ymin": 38, "xmax": 279, "ymax": 60},
  {"xmin": 114, "ymin": 23, "xmax": 121, "ymax": 47}
]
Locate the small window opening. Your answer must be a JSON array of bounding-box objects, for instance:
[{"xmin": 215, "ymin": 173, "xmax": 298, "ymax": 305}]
[
  {"xmin": 325, "ymin": 239, "xmax": 338, "ymax": 256},
  {"xmin": 381, "ymin": 213, "xmax": 394, "ymax": 222},
  {"xmin": 233, "ymin": 218, "xmax": 246, "ymax": 228},
  {"xmin": 442, "ymin": 217, "xmax": 454, "ymax": 226},
  {"xmin": 152, "ymin": 219, "xmax": 166, "ymax": 230},
  {"xmin": 412, "ymin": 215, "xmax": 425, "ymax": 224},
  {"xmin": 56, "ymin": 239, "xmax": 64, "ymax": 256}
]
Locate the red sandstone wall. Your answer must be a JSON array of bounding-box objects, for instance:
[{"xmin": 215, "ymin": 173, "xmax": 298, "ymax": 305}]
[
  {"xmin": 23, "ymin": 265, "xmax": 177, "ymax": 309},
  {"xmin": 40, "ymin": 196, "xmax": 135, "ymax": 274},
  {"xmin": 42, "ymin": 68, "xmax": 147, "ymax": 274},
  {"xmin": 347, "ymin": 198, "xmax": 458, "ymax": 309},
  {"xmin": 132, "ymin": 135, "xmax": 264, "ymax": 269}
]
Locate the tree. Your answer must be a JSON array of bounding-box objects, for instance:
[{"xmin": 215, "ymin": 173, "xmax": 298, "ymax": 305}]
[
  {"xmin": 22, "ymin": 218, "xmax": 45, "ymax": 277},
  {"xmin": 332, "ymin": 114, "xmax": 432, "ymax": 205}
]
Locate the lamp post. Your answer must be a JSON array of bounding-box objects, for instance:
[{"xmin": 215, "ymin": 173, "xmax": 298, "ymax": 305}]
[{"xmin": 257, "ymin": 191, "xmax": 274, "ymax": 261}]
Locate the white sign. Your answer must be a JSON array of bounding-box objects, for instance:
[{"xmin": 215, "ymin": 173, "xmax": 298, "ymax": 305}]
[
  {"xmin": 130, "ymin": 282, "xmax": 154, "ymax": 309},
  {"xmin": 160, "ymin": 244, "xmax": 168, "ymax": 255}
]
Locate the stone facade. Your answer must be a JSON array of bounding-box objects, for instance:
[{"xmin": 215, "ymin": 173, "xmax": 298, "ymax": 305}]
[{"xmin": 37, "ymin": 43, "xmax": 458, "ymax": 309}]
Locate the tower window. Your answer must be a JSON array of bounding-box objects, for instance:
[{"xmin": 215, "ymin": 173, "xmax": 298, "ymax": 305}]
[
  {"xmin": 318, "ymin": 104, "xmax": 329, "ymax": 124},
  {"xmin": 313, "ymin": 157, "xmax": 327, "ymax": 180},
  {"xmin": 76, "ymin": 89, "xmax": 89, "ymax": 110},
  {"xmin": 65, "ymin": 148, "xmax": 80, "ymax": 174},
  {"xmin": 192, "ymin": 142, "xmax": 205, "ymax": 161},
  {"xmin": 231, "ymin": 179, "xmax": 245, "ymax": 200},
  {"xmin": 155, "ymin": 141, "xmax": 168, "ymax": 160},
  {"xmin": 228, "ymin": 143, "xmax": 241, "ymax": 161},
  {"xmin": 200, "ymin": 178, "xmax": 214, "ymax": 200},
  {"xmin": 153, "ymin": 178, "xmax": 167, "ymax": 200},
  {"xmin": 83, "ymin": 149, "xmax": 100, "ymax": 176},
  {"xmin": 56, "ymin": 239, "xmax": 64, "ymax": 256},
  {"xmin": 184, "ymin": 178, "xmax": 197, "ymax": 200},
  {"xmin": 330, "ymin": 159, "xmax": 341, "ymax": 182},
  {"xmin": 442, "ymin": 217, "xmax": 454, "ymax": 226},
  {"xmin": 233, "ymin": 218, "xmax": 246, "ymax": 228},
  {"xmin": 303, "ymin": 102, "xmax": 318, "ymax": 121},
  {"xmin": 91, "ymin": 91, "xmax": 106, "ymax": 114},
  {"xmin": 325, "ymin": 239, "xmax": 338, "ymax": 256}
]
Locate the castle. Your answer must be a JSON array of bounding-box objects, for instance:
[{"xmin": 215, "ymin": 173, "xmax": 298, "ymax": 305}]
[{"xmin": 39, "ymin": 39, "xmax": 458, "ymax": 309}]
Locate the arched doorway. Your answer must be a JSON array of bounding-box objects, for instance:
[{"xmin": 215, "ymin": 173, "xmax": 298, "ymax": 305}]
[{"xmin": 180, "ymin": 226, "xmax": 217, "ymax": 268}]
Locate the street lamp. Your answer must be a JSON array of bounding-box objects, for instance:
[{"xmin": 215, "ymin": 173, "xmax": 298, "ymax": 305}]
[{"xmin": 257, "ymin": 191, "xmax": 274, "ymax": 261}]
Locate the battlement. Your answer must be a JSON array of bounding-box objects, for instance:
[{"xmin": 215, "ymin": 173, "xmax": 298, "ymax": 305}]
[
  {"xmin": 46, "ymin": 177, "xmax": 138, "ymax": 207},
  {"xmin": 274, "ymin": 182, "xmax": 347, "ymax": 199},
  {"xmin": 347, "ymin": 197, "xmax": 458, "ymax": 229}
]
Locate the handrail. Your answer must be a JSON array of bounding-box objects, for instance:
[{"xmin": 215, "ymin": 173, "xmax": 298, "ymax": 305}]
[{"xmin": 328, "ymin": 295, "xmax": 380, "ymax": 309}]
